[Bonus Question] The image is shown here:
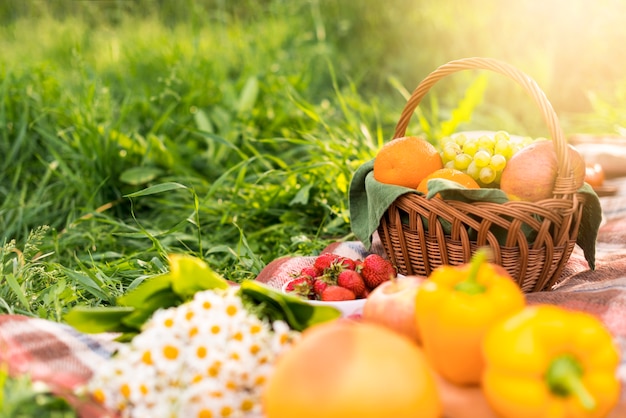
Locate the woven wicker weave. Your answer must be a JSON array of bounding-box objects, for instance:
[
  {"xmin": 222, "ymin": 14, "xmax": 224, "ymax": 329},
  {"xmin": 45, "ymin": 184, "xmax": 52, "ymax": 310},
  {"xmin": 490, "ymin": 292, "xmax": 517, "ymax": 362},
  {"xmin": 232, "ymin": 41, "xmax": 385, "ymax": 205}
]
[{"xmin": 377, "ymin": 57, "xmax": 585, "ymax": 292}]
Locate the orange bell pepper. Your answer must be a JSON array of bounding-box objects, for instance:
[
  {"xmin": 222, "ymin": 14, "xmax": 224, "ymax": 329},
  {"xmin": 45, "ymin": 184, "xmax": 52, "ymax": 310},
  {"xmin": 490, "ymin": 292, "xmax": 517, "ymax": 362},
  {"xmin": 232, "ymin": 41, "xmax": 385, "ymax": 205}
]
[
  {"xmin": 482, "ymin": 305, "xmax": 621, "ymax": 418},
  {"xmin": 415, "ymin": 248, "xmax": 526, "ymax": 385}
]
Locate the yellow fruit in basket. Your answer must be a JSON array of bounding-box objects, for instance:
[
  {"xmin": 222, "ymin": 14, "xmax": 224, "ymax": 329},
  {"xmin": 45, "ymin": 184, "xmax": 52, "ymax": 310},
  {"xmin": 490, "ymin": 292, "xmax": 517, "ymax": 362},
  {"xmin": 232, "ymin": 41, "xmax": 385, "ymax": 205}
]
[
  {"xmin": 417, "ymin": 168, "xmax": 480, "ymax": 196},
  {"xmin": 440, "ymin": 131, "xmax": 543, "ymax": 187},
  {"xmin": 262, "ymin": 320, "xmax": 441, "ymax": 418},
  {"xmin": 374, "ymin": 136, "xmax": 443, "ymax": 189},
  {"xmin": 500, "ymin": 140, "xmax": 585, "ymax": 202}
]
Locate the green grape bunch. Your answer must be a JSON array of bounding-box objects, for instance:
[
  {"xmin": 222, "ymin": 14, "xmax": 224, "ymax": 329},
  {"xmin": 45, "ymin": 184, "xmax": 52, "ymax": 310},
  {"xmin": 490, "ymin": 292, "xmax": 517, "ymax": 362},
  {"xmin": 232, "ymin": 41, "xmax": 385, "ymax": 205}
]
[{"xmin": 439, "ymin": 131, "xmax": 544, "ymax": 188}]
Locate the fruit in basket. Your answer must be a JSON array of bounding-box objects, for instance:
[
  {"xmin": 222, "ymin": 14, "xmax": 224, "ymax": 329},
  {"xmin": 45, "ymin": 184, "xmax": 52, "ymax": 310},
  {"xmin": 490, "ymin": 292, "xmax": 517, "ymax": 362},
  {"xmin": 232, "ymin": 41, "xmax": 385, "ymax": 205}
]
[
  {"xmin": 362, "ymin": 275, "xmax": 425, "ymax": 343},
  {"xmin": 417, "ymin": 167, "xmax": 480, "ymax": 197},
  {"xmin": 500, "ymin": 140, "xmax": 586, "ymax": 202},
  {"xmin": 440, "ymin": 131, "xmax": 538, "ymax": 187},
  {"xmin": 263, "ymin": 320, "xmax": 442, "ymax": 418},
  {"xmin": 373, "ymin": 136, "xmax": 443, "ymax": 188}
]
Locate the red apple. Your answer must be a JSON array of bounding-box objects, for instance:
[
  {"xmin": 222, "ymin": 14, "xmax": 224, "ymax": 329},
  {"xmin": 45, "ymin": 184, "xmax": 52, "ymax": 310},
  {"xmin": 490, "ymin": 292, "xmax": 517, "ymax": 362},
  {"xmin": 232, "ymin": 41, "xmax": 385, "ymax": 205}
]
[
  {"xmin": 361, "ymin": 275, "xmax": 425, "ymax": 344},
  {"xmin": 500, "ymin": 140, "xmax": 585, "ymax": 202}
]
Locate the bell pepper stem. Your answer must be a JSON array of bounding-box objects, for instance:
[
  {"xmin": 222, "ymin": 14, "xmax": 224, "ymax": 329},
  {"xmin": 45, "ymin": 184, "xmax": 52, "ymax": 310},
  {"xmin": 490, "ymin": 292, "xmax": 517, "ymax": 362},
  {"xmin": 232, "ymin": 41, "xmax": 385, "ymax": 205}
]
[
  {"xmin": 546, "ymin": 355, "xmax": 596, "ymax": 411},
  {"xmin": 454, "ymin": 248, "xmax": 489, "ymax": 295}
]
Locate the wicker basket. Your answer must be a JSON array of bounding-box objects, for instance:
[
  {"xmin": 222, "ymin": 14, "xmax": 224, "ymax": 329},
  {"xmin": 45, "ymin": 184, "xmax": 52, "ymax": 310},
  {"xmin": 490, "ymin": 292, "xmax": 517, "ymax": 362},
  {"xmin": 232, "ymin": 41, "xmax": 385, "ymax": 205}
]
[{"xmin": 377, "ymin": 57, "xmax": 585, "ymax": 292}]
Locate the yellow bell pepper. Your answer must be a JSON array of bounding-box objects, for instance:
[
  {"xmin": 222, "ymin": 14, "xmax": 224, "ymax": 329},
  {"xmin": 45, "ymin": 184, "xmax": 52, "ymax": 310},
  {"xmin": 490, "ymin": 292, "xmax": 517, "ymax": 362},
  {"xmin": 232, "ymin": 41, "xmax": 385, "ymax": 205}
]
[
  {"xmin": 482, "ymin": 304, "xmax": 621, "ymax": 418},
  {"xmin": 415, "ymin": 248, "xmax": 526, "ymax": 385}
]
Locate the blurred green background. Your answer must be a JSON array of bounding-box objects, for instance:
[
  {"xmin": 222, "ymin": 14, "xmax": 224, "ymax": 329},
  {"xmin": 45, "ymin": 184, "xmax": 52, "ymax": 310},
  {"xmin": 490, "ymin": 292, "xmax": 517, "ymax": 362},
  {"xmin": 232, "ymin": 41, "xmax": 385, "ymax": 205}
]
[{"xmin": 3, "ymin": 0, "xmax": 625, "ymax": 110}]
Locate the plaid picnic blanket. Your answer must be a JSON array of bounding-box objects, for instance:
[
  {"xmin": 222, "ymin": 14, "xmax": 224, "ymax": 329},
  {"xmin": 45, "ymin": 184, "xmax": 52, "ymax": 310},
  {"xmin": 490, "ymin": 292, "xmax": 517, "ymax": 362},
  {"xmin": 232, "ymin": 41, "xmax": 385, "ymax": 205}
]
[
  {"xmin": 3, "ymin": 180, "xmax": 626, "ymax": 417},
  {"xmin": 0, "ymin": 314, "xmax": 121, "ymax": 417}
]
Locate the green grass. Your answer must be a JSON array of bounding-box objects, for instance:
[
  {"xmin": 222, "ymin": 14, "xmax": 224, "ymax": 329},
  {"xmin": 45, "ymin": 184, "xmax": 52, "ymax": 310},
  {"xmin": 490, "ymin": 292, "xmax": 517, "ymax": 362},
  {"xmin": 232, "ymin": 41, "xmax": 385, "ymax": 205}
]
[
  {"xmin": 0, "ymin": 364, "xmax": 76, "ymax": 418},
  {"xmin": 1, "ymin": 0, "xmax": 625, "ymax": 323},
  {"xmin": 0, "ymin": 1, "xmax": 392, "ymax": 320}
]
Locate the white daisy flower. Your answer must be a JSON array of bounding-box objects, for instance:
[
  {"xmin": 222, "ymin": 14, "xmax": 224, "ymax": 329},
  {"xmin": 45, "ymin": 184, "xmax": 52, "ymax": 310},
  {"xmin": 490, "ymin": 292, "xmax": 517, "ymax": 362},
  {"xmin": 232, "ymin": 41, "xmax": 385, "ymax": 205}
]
[{"xmin": 87, "ymin": 285, "xmax": 298, "ymax": 417}]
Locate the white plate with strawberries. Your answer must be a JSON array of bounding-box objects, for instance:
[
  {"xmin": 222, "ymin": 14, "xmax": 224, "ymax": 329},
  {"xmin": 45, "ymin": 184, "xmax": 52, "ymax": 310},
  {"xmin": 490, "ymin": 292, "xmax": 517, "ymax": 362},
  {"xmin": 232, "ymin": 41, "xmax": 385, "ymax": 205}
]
[
  {"xmin": 278, "ymin": 252, "xmax": 397, "ymax": 318},
  {"xmin": 306, "ymin": 298, "xmax": 367, "ymax": 318}
]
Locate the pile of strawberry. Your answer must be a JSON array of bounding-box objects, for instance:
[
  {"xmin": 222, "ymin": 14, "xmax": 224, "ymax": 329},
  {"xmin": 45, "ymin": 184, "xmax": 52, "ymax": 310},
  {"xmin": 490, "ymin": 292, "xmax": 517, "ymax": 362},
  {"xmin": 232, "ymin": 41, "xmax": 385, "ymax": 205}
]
[{"xmin": 283, "ymin": 253, "xmax": 397, "ymax": 302}]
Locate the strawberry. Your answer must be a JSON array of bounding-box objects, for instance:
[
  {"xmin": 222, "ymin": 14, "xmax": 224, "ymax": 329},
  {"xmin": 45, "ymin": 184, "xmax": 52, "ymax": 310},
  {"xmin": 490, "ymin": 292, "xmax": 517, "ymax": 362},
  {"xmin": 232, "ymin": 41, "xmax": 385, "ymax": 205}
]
[
  {"xmin": 300, "ymin": 266, "xmax": 318, "ymax": 279},
  {"xmin": 284, "ymin": 276, "xmax": 313, "ymax": 298},
  {"xmin": 313, "ymin": 253, "xmax": 341, "ymax": 275},
  {"xmin": 312, "ymin": 278, "xmax": 328, "ymax": 297},
  {"xmin": 337, "ymin": 270, "xmax": 366, "ymax": 298},
  {"xmin": 321, "ymin": 285, "xmax": 356, "ymax": 301},
  {"xmin": 336, "ymin": 256, "xmax": 357, "ymax": 271},
  {"xmin": 361, "ymin": 254, "xmax": 396, "ymax": 289}
]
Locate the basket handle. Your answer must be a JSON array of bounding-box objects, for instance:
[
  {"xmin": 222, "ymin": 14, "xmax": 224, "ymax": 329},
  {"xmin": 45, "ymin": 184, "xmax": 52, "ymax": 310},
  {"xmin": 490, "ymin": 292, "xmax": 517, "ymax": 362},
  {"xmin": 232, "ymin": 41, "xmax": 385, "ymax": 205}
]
[{"xmin": 393, "ymin": 57, "xmax": 575, "ymax": 195}]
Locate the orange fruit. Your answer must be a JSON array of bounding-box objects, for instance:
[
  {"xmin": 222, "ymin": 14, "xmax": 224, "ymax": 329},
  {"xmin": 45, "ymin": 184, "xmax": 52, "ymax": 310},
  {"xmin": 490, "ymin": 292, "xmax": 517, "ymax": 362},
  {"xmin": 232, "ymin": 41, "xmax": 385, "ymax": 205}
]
[
  {"xmin": 263, "ymin": 320, "xmax": 441, "ymax": 418},
  {"xmin": 417, "ymin": 168, "xmax": 480, "ymax": 196},
  {"xmin": 373, "ymin": 136, "xmax": 443, "ymax": 188}
]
